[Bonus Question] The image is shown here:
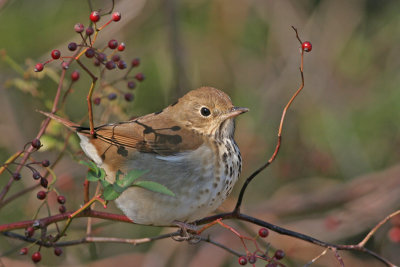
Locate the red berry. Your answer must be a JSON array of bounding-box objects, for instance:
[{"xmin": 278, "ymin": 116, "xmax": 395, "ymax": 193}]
[
  {"xmin": 19, "ymin": 247, "xmax": 28, "ymax": 255},
  {"xmin": 302, "ymin": 41, "xmax": 312, "ymax": 52},
  {"xmin": 127, "ymin": 81, "xmax": 136, "ymax": 89},
  {"xmin": 105, "ymin": 61, "xmax": 116, "ymax": 70},
  {"xmin": 57, "ymin": 195, "xmax": 66, "ymax": 204},
  {"xmin": 42, "ymin": 160, "xmax": 50, "ymax": 167},
  {"xmin": 258, "ymin": 227, "xmax": 269, "ymax": 238},
  {"xmin": 34, "ymin": 63, "xmax": 44, "ymax": 72},
  {"xmin": 238, "ymin": 256, "xmax": 247, "ymax": 265},
  {"xmin": 40, "ymin": 178, "xmax": 48, "ymax": 188},
  {"xmin": 68, "ymin": 42, "xmax": 77, "ymax": 51},
  {"xmin": 124, "ymin": 93, "xmax": 134, "ymax": 102},
  {"xmin": 108, "ymin": 39, "xmax": 118, "ymax": 49},
  {"xmin": 89, "ymin": 11, "xmax": 100, "ymax": 22},
  {"xmin": 274, "ymin": 249, "xmax": 285, "ymax": 260},
  {"xmin": 86, "ymin": 26, "xmax": 94, "ymax": 36},
  {"xmin": 117, "ymin": 60, "xmax": 127, "ymax": 69},
  {"xmin": 61, "ymin": 62, "xmax": 69, "ymax": 70},
  {"xmin": 111, "ymin": 54, "xmax": 120, "ymax": 62},
  {"xmin": 31, "ymin": 251, "xmax": 41, "ymax": 263},
  {"xmin": 74, "ymin": 23, "xmax": 84, "ymax": 33},
  {"xmin": 131, "ymin": 58, "xmax": 140, "ymax": 67},
  {"xmin": 135, "ymin": 73, "xmax": 145, "ymax": 81},
  {"xmin": 94, "ymin": 97, "xmax": 101, "ymax": 105},
  {"xmin": 37, "ymin": 191, "xmax": 46, "ymax": 200},
  {"xmin": 51, "ymin": 49, "xmax": 61, "ymax": 60},
  {"xmin": 71, "ymin": 70, "xmax": 80, "ymax": 81},
  {"xmin": 85, "ymin": 48, "xmax": 95, "ymax": 58},
  {"xmin": 25, "ymin": 226, "xmax": 35, "ymax": 237},
  {"xmin": 117, "ymin": 42, "xmax": 125, "ymax": 51},
  {"xmin": 389, "ymin": 227, "xmax": 400, "ymax": 243},
  {"xmin": 12, "ymin": 172, "xmax": 21, "ymax": 180},
  {"xmin": 112, "ymin": 12, "xmax": 121, "ymax": 22},
  {"xmin": 54, "ymin": 247, "xmax": 63, "ymax": 256},
  {"xmin": 94, "ymin": 59, "xmax": 101, "ymax": 66},
  {"xmin": 59, "ymin": 205, "xmax": 66, "ymax": 213}
]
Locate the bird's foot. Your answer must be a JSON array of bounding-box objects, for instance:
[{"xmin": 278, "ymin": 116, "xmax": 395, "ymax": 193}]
[{"xmin": 171, "ymin": 220, "xmax": 201, "ymax": 244}]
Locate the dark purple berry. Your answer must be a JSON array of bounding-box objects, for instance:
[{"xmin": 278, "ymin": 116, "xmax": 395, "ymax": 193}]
[
  {"xmin": 108, "ymin": 93, "xmax": 117, "ymax": 100},
  {"xmin": 19, "ymin": 247, "xmax": 28, "ymax": 255},
  {"xmin": 57, "ymin": 195, "xmax": 66, "ymax": 204},
  {"xmin": 34, "ymin": 63, "xmax": 44, "ymax": 72},
  {"xmin": 274, "ymin": 249, "xmax": 285, "ymax": 260},
  {"xmin": 127, "ymin": 81, "xmax": 136, "ymax": 89},
  {"xmin": 86, "ymin": 26, "xmax": 94, "ymax": 36},
  {"xmin": 59, "ymin": 205, "xmax": 66, "ymax": 213},
  {"xmin": 31, "ymin": 139, "xmax": 41, "ymax": 149},
  {"xmin": 108, "ymin": 39, "xmax": 118, "ymax": 49},
  {"xmin": 25, "ymin": 226, "xmax": 35, "ymax": 237},
  {"xmin": 94, "ymin": 59, "xmax": 101, "ymax": 66},
  {"xmin": 124, "ymin": 93, "xmax": 134, "ymax": 102},
  {"xmin": 32, "ymin": 172, "xmax": 41, "ymax": 180},
  {"xmin": 85, "ymin": 48, "xmax": 95, "ymax": 58},
  {"xmin": 37, "ymin": 191, "xmax": 46, "ymax": 200},
  {"xmin": 111, "ymin": 54, "xmax": 120, "ymax": 62},
  {"xmin": 94, "ymin": 97, "xmax": 101, "ymax": 105},
  {"xmin": 41, "ymin": 160, "xmax": 50, "ymax": 167},
  {"xmin": 258, "ymin": 228, "xmax": 269, "ymax": 238},
  {"xmin": 54, "ymin": 247, "xmax": 63, "ymax": 256},
  {"xmin": 74, "ymin": 23, "xmax": 84, "ymax": 33},
  {"xmin": 68, "ymin": 42, "xmax": 77, "ymax": 51},
  {"xmin": 105, "ymin": 61, "xmax": 116, "ymax": 70},
  {"xmin": 40, "ymin": 177, "xmax": 48, "ymax": 188},
  {"xmin": 248, "ymin": 255, "xmax": 256, "ymax": 264},
  {"xmin": 131, "ymin": 58, "xmax": 140, "ymax": 67},
  {"xmin": 238, "ymin": 256, "xmax": 247, "ymax": 265},
  {"xmin": 135, "ymin": 72, "xmax": 145, "ymax": 81},
  {"xmin": 117, "ymin": 60, "xmax": 127, "ymax": 69},
  {"xmin": 51, "ymin": 50, "xmax": 61, "ymax": 60},
  {"xmin": 12, "ymin": 172, "xmax": 21, "ymax": 180},
  {"xmin": 32, "ymin": 252, "xmax": 41, "ymax": 263},
  {"xmin": 97, "ymin": 53, "xmax": 107, "ymax": 62}
]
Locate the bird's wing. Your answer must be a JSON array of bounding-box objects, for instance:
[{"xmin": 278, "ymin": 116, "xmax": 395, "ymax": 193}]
[{"xmin": 79, "ymin": 117, "xmax": 204, "ymax": 156}]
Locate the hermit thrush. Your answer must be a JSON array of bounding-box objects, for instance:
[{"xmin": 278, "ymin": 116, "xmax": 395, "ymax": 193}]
[{"xmin": 42, "ymin": 87, "xmax": 248, "ymax": 226}]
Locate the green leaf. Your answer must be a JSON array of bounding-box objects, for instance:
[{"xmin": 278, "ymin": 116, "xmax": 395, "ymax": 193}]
[
  {"xmin": 116, "ymin": 169, "xmax": 149, "ymax": 188},
  {"xmin": 100, "ymin": 179, "xmax": 110, "ymax": 188},
  {"xmin": 79, "ymin": 160, "xmax": 97, "ymax": 172},
  {"xmin": 134, "ymin": 181, "xmax": 175, "ymax": 197},
  {"xmin": 86, "ymin": 170, "xmax": 100, "ymax": 182},
  {"xmin": 102, "ymin": 185, "xmax": 121, "ymax": 201},
  {"xmin": 112, "ymin": 183, "xmax": 125, "ymax": 193}
]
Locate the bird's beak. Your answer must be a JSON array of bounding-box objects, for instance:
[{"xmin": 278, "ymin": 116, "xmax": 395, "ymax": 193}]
[{"xmin": 225, "ymin": 107, "xmax": 249, "ymax": 119}]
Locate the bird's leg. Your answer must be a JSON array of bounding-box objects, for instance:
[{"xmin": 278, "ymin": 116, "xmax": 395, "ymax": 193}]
[{"xmin": 171, "ymin": 220, "xmax": 201, "ymax": 243}]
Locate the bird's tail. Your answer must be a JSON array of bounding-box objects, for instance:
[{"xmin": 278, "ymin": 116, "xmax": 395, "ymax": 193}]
[{"xmin": 38, "ymin": 111, "xmax": 80, "ymax": 130}]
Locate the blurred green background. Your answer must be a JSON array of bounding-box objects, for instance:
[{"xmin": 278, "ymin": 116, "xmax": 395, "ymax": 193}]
[{"xmin": 0, "ymin": 0, "xmax": 399, "ymax": 266}]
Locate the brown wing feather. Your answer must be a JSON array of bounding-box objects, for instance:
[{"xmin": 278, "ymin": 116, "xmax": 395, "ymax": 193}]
[{"xmin": 80, "ymin": 113, "xmax": 204, "ymax": 156}]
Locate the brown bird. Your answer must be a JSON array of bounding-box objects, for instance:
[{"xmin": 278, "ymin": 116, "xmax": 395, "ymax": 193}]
[{"xmin": 42, "ymin": 87, "xmax": 248, "ymax": 226}]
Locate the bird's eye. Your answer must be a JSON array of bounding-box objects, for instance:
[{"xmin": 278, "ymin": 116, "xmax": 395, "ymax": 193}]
[{"xmin": 200, "ymin": 107, "xmax": 211, "ymax": 117}]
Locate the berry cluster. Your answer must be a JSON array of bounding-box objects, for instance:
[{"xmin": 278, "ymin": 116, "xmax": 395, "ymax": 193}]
[
  {"xmin": 34, "ymin": 10, "xmax": 145, "ymax": 105},
  {"xmin": 236, "ymin": 228, "xmax": 286, "ymax": 266}
]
